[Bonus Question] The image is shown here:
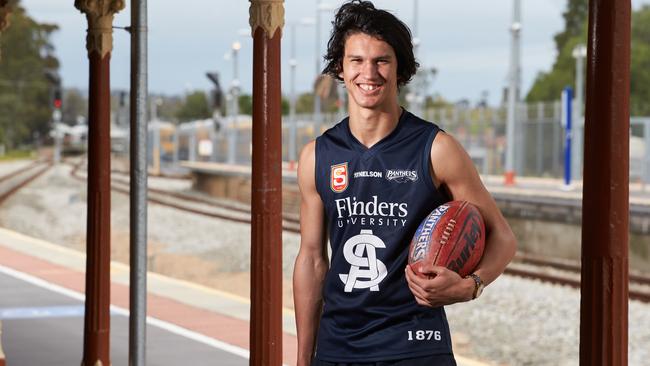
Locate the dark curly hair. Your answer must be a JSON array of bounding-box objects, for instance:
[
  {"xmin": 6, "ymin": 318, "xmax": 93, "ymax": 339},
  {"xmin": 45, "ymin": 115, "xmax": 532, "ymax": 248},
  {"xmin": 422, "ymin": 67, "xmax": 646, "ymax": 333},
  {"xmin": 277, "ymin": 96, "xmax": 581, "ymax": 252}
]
[{"xmin": 322, "ymin": 0, "xmax": 419, "ymax": 87}]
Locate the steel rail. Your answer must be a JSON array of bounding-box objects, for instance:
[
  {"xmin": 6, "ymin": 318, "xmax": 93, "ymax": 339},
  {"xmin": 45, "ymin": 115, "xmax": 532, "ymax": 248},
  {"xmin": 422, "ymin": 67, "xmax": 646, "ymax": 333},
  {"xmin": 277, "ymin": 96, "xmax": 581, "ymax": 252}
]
[
  {"xmin": 0, "ymin": 162, "xmax": 52, "ymax": 205},
  {"xmin": 505, "ymin": 266, "xmax": 650, "ymax": 304},
  {"xmin": 69, "ymin": 161, "xmax": 301, "ymax": 233},
  {"xmin": 514, "ymin": 253, "xmax": 650, "ymax": 287},
  {"xmin": 108, "ymin": 170, "xmax": 301, "ymax": 224},
  {"xmin": 0, "ymin": 160, "xmax": 44, "ymax": 184}
]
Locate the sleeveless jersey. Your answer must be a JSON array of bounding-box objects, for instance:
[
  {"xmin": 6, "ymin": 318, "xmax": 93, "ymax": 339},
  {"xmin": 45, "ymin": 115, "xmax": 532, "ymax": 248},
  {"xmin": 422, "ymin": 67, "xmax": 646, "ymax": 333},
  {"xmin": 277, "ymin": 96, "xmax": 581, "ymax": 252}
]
[{"xmin": 313, "ymin": 110, "xmax": 453, "ymax": 362}]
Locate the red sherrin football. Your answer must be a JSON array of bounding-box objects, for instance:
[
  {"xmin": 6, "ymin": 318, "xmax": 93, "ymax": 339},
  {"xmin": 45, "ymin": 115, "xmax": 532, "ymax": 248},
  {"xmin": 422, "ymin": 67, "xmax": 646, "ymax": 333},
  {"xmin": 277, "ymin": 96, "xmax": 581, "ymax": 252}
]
[{"xmin": 408, "ymin": 200, "xmax": 485, "ymax": 278}]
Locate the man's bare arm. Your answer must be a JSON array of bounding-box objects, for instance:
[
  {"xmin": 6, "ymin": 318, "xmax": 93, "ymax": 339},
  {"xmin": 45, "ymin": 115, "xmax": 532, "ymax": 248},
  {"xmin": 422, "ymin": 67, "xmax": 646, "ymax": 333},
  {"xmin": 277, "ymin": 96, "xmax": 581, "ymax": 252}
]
[
  {"xmin": 405, "ymin": 132, "xmax": 517, "ymax": 307},
  {"xmin": 293, "ymin": 141, "xmax": 329, "ymax": 365}
]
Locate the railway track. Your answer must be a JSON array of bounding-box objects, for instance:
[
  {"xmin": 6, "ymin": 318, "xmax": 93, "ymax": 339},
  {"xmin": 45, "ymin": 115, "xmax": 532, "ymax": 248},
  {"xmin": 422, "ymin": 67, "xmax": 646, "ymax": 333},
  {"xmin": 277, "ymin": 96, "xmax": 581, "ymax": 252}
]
[
  {"xmin": 507, "ymin": 253, "xmax": 650, "ymax": 303},
  {"xmin": 67, "ymin": 159, "xmax": 650, "ymax": 303},
  {"xmin": 0, "ymin": 160, "xmax": 52, "ymax": 206},
  {"xmin": 68, "ymin": 159, "xmax": 300, "ymax": 233}
]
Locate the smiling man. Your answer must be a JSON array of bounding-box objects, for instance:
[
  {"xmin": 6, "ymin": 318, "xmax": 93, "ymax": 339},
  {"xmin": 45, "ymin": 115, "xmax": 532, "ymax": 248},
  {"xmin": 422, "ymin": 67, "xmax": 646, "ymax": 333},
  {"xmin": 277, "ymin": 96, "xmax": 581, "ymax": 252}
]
[{"xmin": 292, "ymin": 1, "xmax": 517, "ymax": 365}]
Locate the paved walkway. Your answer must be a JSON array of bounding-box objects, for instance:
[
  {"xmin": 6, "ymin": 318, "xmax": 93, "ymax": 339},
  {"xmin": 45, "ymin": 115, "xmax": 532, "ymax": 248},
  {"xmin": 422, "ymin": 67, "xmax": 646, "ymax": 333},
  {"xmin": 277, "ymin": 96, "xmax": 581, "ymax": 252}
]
[
  {"xmin": 0, "ymin": 227, "xmax": 488, "ymax": 365},
  {"xmin": 0, "ymin": 269, "xmax": 247, "ymax": 365},
  {"xmin": 0, "ymin": 229, "xmax": 286, "ymax": 366}
]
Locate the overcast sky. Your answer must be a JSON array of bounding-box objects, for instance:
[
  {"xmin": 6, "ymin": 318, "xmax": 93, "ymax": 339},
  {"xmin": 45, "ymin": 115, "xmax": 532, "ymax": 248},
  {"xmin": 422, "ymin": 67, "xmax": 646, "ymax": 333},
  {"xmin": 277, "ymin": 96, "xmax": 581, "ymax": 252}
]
[{"xmin": 18, "ymin": 0, "xmax": 650, "ymax": 105}]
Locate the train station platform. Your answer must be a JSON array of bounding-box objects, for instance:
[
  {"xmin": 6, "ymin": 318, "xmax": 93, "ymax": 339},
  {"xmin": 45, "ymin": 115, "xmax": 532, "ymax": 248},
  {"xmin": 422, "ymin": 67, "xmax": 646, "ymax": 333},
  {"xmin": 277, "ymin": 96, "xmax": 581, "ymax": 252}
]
[
  {"xmin": 0, "ymin": 227, "xmax": 489, "ymax": 366},
  {"xmin": 179, "ymin": 161, "xmax": 650, "ymax": 271},
  {"xmin": 180, "ymin": 160, "xmax": 650, "ymax": 206}
]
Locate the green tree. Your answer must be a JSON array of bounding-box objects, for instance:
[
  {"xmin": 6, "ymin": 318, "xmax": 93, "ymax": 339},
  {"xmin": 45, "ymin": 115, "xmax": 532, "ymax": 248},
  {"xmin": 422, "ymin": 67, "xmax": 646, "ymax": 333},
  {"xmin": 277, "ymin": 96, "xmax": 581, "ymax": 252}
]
[
  {"xmin": 553, "ymin": 0, "xmax": 589, "ymax": 54},
  {"xmin": 526, "ymin": 0, "xmax": 588, "ymax": 102},
  {"xmin": 175, "ymin": 91, "xmax": 211, "ymax": 122},
  {"xmin": 528, "ymin": 3, "xmax": 650, "ymax": 116},
  {"xmin": 631, "ymin": 6, "xmax": 650, "ymax": 115},
  {"xmin": 0, "ymin": 0, "xmax": 59, "ymax": 149},
  {"xmin": 238, "ymin": 94, "xmax": 252, "ymax": 115},
  {"xmin": 156, "ymin": 95, "xmax": 183, "ymax": 123},
  {"xmin": 281, "ymin": 97, "xmax": 289, "ymax": 115},
  {"xmin": 233, "ymin": 94, "xmax": 289, "ymax": 115},
  {"xmin": 296, "ymin": 92, "xmax": 314, "ymax": 114}
]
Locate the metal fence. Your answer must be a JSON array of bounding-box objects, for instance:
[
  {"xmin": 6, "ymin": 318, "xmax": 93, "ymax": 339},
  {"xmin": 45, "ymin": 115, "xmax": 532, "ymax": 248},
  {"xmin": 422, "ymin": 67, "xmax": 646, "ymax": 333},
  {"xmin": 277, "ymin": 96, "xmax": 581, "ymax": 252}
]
[
  {"xmin": 425, "ymin": 102, "xmax": 566, "ymax": 178},
  {"xmin": 146, "ymin": 103, "xmax": 649, "ymax": 182}
]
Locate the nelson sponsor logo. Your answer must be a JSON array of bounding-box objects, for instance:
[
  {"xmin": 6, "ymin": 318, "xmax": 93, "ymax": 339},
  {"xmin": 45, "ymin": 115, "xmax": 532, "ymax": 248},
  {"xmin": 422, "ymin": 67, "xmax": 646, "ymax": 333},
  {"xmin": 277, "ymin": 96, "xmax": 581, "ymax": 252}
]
[
  {"xmin": 385, "ymin": 169, "xmax": 418, "ymax": 183},
  {"xmin": 353, "ymin": 171, "xmax": 383, "ymax": 179}
]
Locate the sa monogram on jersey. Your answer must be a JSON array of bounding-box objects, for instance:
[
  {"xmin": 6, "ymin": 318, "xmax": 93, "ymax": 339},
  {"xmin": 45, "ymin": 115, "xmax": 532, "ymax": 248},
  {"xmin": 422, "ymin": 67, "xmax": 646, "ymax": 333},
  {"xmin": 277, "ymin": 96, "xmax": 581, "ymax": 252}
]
[
  {"xmin": 331, "ymin": 162, "xmax": 348, "ymax": 193},
  {"xmin": 338, "ymin": 229, "xmax": 387, "ymax": 292}
]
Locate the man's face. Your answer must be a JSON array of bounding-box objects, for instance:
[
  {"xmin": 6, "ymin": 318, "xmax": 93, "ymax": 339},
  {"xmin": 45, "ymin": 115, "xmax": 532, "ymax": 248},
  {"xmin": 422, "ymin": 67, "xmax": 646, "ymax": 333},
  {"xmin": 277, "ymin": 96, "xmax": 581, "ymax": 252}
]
[{"xmin": 340, "ymin": 32, "xmax": 399, "ymax": 111}]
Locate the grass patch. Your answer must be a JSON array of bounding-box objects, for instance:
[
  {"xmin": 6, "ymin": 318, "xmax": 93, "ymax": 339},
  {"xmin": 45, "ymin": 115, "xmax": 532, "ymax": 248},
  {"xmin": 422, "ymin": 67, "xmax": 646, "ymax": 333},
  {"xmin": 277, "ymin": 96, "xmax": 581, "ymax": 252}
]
[{"xmin": 0, "ymin": 150, "xmax": 34, "ymax": 161}]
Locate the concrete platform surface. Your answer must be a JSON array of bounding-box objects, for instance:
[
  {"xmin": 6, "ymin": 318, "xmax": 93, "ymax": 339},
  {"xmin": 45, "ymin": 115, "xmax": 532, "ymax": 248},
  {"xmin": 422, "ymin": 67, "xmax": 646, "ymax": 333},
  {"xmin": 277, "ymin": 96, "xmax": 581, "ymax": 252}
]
[
  {"xmin": 0, "ymin": 227, "xmax": 489, "ymax": 366},
  {"xmin": 0, "ymin": 269, "xmax": 247, "ymax": 366}
]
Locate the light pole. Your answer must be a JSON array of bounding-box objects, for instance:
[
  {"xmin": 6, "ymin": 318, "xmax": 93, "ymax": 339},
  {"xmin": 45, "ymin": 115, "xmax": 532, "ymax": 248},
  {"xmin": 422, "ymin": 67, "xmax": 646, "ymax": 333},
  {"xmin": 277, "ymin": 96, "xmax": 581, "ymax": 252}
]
[
  {"xmin": 572, "ymin": 43, "xmax": 587, "ymax": 181},
  {"xmin": 227, "ymin": 40, "xmax": 241, "ymax": 164},
  {"xmin": 408, "ymin": 0, "xmax": 421, "ymax": 115},
  {"xmin": 505, "ymin": 0, "xmax": 521, "ymax": 185},
  {"xmin": 314, "ymin": 1, "xmax": 334, "ymax": 136},
  {"xmin": 289, "ymin": 18, "xmax": 315, "ymax": 168},
  {"xmin": 407, "ymin": 0, "xmax": 435, "ymax": 118},
  {"xmin": 413, "ymin": 0, "xmax": 418, "ymax": 46}
]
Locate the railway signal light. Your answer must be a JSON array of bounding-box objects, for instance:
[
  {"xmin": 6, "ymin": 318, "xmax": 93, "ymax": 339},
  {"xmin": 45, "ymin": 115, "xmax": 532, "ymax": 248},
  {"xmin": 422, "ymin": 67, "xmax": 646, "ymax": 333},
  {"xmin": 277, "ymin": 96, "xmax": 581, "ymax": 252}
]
[
  {"xmin": 119, "ymin": 91, "xmax": 127, "ymax": 107},
  {"xmin": 206, "ymin": 72, "xmax": 223, "ymax": 110},
  {"xmin": 53, "ymin": 87, "xmax": 62, "ymax": 109}
]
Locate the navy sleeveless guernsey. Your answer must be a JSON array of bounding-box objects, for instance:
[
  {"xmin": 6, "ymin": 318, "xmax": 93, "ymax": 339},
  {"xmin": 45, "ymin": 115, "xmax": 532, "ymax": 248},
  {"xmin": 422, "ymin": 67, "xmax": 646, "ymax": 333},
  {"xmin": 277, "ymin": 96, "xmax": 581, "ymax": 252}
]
[{"xmin": 314, "ymin": 110, "xmax": 453, "ymax": 362}]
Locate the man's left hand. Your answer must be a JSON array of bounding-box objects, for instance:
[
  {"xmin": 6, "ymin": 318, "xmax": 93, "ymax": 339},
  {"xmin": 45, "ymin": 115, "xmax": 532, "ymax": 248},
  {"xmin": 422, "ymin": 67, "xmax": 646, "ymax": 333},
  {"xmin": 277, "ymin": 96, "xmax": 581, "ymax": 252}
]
[{"xmin": 405, "ymin": 263, "xmax": 474, "ymax": 307}]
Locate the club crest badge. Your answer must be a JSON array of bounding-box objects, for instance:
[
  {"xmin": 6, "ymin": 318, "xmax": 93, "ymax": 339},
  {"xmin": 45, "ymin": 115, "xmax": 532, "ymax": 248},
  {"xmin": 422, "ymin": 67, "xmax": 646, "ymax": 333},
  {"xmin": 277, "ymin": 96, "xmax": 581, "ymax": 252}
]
[{"xmin": 331, "ymin": 162, "xmax": 348, "ymax": 193}]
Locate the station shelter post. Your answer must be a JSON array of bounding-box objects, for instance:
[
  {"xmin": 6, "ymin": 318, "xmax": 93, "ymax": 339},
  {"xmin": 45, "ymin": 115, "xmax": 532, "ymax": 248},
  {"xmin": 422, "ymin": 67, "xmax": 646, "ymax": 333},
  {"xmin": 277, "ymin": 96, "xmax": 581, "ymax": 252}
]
[
  {"xmin": 248, "ymin": 0, "xmax": 284, "ymax": 365},
  {"xmin": 580, "ymin": 0, "xmax": 630, "ymax": 365},
  {"xmin": 74, "ymin": 1, "xmax": 125, "ymax": 365}
]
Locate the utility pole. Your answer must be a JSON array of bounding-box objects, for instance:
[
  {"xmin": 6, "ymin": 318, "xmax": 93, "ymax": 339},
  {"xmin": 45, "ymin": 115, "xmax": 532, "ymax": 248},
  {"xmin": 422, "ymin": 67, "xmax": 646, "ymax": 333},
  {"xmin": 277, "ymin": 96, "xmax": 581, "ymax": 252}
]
[
  {"xmin": 288, "ymin": 17, "xmax": 315, "ymax": 168},
  {"xmin": 228, "ymin": 41, "xmax": 241, "ymax": 165},
  {"xmin": 52, "ymin": 82, "xmax": 63, "ymax": 164},
  {"xmin": 314, "ymin": 0, "xmax": 322, "ymax": 135},
  {"xmin": 504, "ymin": 0, "xmax": 521, "ymax": 185},
  {"xmin": 572, "ymin": 44, "xmax": 587, "ymax": 181},
  {"xmin": 128, "ymin": 0, "xmax": 148, "ymax": 365},
  {"xmin": 289, "ymin": 23, "xmax": 297, "ymax": 167},
  {"xmin": 313, "ymin": 1, "xmax": 333, "ymax": 136}
]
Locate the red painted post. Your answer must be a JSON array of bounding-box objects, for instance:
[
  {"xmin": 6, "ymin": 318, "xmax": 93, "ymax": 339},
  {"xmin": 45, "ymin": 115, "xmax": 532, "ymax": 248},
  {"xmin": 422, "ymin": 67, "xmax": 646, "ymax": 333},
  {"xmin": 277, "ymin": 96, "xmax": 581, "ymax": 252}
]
[
  {"xmin": 74, "ymin": 1, "xmax": 124, "ymax": 365},
  {"xmin": 0, "ymin": 321, "xmax": 5, "ymax": 366},
  {"xmin": 580, "ymin": 1, "xmax": 630, "ymax": 365},
  {"xmin": 248, "ymin": 0, "xmax": 284, "ymax": 365},
  {"xmin": 0, "ymin": 10, "xmax": 9, "ymax": 365}
]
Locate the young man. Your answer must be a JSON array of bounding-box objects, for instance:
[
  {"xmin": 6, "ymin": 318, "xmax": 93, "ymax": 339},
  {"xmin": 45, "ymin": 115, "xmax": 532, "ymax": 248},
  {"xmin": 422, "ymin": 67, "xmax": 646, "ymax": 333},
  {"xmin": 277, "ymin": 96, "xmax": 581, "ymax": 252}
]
[{"xmin": 293, "ymin": 1, "xmax": 517, "ymax": 365}]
